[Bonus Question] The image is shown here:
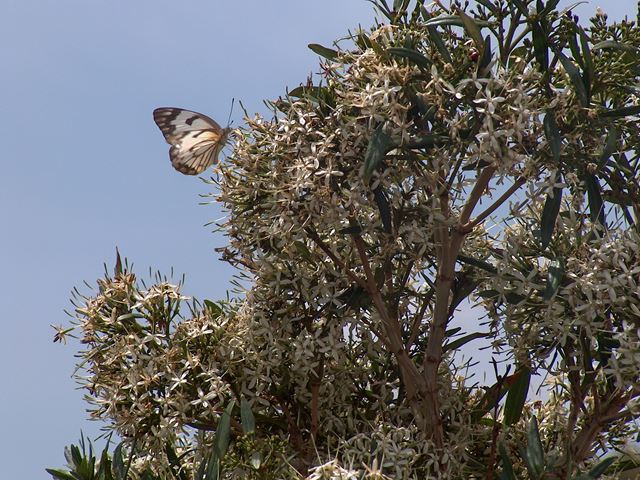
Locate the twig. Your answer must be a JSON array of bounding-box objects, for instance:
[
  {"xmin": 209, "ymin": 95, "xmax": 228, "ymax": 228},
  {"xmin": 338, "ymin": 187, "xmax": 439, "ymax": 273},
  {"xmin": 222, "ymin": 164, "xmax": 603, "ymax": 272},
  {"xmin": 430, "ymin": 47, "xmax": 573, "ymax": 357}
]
[
  {"xmin": 461, "ymin": 177, "xmax": 525, "ymax": 233},
  {"xmin": 305, "ymin": 227, "xmax": 367, "ymax": 290}
]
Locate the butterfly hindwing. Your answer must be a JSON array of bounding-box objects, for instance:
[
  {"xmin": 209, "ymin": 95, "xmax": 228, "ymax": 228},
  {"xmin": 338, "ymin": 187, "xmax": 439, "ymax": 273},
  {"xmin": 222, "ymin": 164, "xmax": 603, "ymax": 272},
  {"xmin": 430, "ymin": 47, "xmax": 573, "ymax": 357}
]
[{"xmin": 153, "ymin": 107, "xmax": 230, "ymax": 175}]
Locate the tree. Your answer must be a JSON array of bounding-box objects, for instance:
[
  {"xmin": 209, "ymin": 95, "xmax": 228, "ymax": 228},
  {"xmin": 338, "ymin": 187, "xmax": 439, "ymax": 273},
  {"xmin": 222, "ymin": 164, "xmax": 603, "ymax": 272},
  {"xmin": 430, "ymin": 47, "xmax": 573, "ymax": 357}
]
[{"xmin": 50, "ymin": 1, "xmax": 640, "ymax": 478}]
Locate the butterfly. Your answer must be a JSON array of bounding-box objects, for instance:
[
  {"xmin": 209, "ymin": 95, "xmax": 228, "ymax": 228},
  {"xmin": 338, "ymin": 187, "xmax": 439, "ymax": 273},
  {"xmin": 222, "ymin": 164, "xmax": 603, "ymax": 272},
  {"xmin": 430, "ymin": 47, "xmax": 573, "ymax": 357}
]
[{"xmin": 153, "ymin": 107, "xmax": 231, "ymax": 175}]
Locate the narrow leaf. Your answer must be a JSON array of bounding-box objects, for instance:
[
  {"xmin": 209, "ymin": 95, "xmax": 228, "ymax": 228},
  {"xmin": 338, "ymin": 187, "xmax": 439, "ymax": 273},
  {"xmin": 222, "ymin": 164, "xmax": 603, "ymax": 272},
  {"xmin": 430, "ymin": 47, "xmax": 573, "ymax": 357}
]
[
  {"xmin": 215, "ymin": 401, "xmax": 235, "ymax": 458},
  {"xmin": 457, "ymin": 254, "xmax": 497, "ymax": 273},
  {"xmin": 586, "ymin": 456, "xmax": 615, "ymax": 478},
  {"xmin": 584, "ymin": 174, "xmax": 605, "ymax": 226},
  {"xmin": 543, "ymin": 259, "xmax": 564, "ymax": 301},
  {"xmin": 443, "ymin": 331, "xmax": 489, "ymax": 353},
  {"xmin": 498, "ymin": 443, "xmax": 517, "ymax": 480},
  {"xmin": 543, "ymin": 110, "xmax": 562, "ymax": 162},
  {"xmin": 540, "ymin": 186, "xmax": 563, "ymax": 249},
  {"xmin": 166, "ymin": 443, "xmax": 189, "ymax": 480},
  {"xmin": 510, "ymin": 0, "xmax": 529, "ymax": 16},
  {"xmin": 373, "ymin": 187, "xmax": 392, "ymax": 233},
  {"xmin": 427, "ymin": 26, "xmax": 452, "ymax": 63},
  {"xmin": 599, "ymin": 105, "xmax": 640, "ymax": 118},
  {"xmin": 363, "ymin": 125, "xmax": 395, "ymax": 181},
  {"xmin": 523, "ymin": 416, "xmax": 545, "ymax": 479},
  {"xmin": 531, "ymin": 21, "xmax": 549, "ymax": 73},
  {"xmin": 307, "ymin": 43, "xmax": 338, "ymax": 61},
  {"xmin": 112, "ymin": 444, "xmax": 126, "ymax": 480},
  {"xmin": 504, "ymin": 367, "xmax": 531, "ymax": 425},
  {"xmin": 405, "ymin": 134, "xmax": 445, "ymax": 149},
  {"xmin": 204, "ymin": 449, "xmax": 220, "ymax": 480},
  {"xmin": 471, "ymin": 368, "xmax": 527, "ymax": 421},
  {"xmin": 557, "ymin": 51, "xmax": 589, "ymax": 106},
  {"xmin": 578, "ymin": 26, "xmax": 593, "ymax": 97},
  {"xmin": 592, "ymin": 40, "xmax": 640, "ymax": 55},
  {"xmin": 423, "ymin": 14, "xmax": 491, "ymax": 27},
  {"xmin": 339, "ymin": 225, "xmax": 363, "ymax": 235},
  {"xmin": 45, "ymin": 469, "xmax": 77, "ymax": 480},
  {"xmin": 387, "ymin": 47, "xmax": 431, "ymax": 69},
  {"xmin": 479, "ymin": 34, "xmax": 493, "ymax": 72},
  {"xmin": 458, "ymin": 10, "xmax": 484, "ymax": 49},
  {"xmin": 240, "ymin": 398, "xmax": 256, "ymax": 434},
  {"xmin": 599, "ymin": 126, "xmax": 617, "ymax": 163}
]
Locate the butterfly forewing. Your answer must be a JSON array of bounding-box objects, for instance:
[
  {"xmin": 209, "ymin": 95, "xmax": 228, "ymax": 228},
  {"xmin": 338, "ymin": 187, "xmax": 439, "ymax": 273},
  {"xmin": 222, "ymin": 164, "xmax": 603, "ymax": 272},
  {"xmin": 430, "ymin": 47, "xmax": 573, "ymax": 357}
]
[{"xmin": 153, "ymin": 107, "xmax": 230, "ymax": 175}]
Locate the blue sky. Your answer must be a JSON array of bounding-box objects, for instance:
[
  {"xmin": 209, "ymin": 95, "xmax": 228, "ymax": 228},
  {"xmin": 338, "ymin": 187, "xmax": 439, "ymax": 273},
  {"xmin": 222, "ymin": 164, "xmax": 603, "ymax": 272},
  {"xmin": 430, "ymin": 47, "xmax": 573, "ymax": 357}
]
[{"xmin": 1, "ymin": 1, "xmax": 636, "ymax": 478}]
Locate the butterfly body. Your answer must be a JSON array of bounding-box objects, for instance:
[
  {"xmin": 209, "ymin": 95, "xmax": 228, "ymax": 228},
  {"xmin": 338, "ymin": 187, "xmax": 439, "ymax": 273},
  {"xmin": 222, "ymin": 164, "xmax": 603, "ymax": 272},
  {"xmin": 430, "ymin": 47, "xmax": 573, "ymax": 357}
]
[{"xmin": 153, "ymin": 107, "xmax": 231, "ymax": 175}]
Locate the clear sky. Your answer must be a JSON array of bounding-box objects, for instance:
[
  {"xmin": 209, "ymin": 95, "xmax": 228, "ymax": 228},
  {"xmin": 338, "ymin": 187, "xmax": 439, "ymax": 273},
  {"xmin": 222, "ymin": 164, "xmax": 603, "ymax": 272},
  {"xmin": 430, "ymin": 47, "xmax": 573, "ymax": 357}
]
[{"xmin": 1, "ymin": 1, "xmax": 636, "ymax": 478}]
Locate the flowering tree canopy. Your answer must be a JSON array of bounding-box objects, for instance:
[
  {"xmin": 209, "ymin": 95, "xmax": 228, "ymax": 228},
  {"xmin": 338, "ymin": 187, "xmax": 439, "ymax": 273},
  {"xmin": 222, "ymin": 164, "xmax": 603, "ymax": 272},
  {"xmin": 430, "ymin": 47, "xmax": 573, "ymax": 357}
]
[{"xmin": 50, "ymin": 1, "xmax": 640, "ymax": 479}]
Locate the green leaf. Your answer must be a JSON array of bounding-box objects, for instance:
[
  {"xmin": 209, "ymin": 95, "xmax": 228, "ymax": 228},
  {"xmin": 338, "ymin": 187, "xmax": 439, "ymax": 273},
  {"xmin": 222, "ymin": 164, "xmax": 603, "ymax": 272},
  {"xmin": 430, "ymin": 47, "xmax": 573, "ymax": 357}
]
[
  {"xmin": 112, "ymin": 444, "xmax": 126, "ymax": 480},
  {"xmin": 307, "ymin": 43, "xmax": 338, "ymax": 61},
  {"xmin": 45, "ymin": 469, "xmax": 77, "ymax": 480},
  {"xmin": 599, "ymin": 105, "xmax": 640, "ymax": 118},
  {"xmin": 458, "ymin": 10, "xmax": 484, "ymax": 49},
  {"xmin": 504, "ymin": 367, "xmax": 530, "ymax": 426},
  {"xmin": 240, "ymin": 398, "xmax": 256, "ymax": 434},
  {"xmin": 98, "ymin": 445, "xmax": 113, "ymax": 480},
  {"xmin": 288, "ymin": 86, "xmax": 334, "ymax": 108},
  {"xmin": 578, "ymin": 27, "xmax": 593, "ymax": 98},
  {"xmin": 457, "ymin": 254, "xmax": 497, "ymax": 274},
  {"xmin": 531, "ymin": 21, "xmax": 549, "ymax": 73},
  {"xmin": 204, "ymin": 448, "xmax": 220, "ymax": 480},
  {"xmin": 405, "ymin": 134, "xmax": 445, "ymax": 149},
  {"xmin": 471, "ymin": 368, "xmax": 528, "ymax": 421},
  {"xmin": 339, "ymin": 225, "xmax": 363, "ymax": 235},
  {"xmin": 556, "ymin": 51, "xmax": 589, "ymax": 106},
  {"xmin": 203, "ymin": 300, "xmax": 222, "ymax": 317},
  {"xmin": 373, "ymin": 187, "xmax": 392, "ymax": 233},
  {"xmin": 584, "ymin": 174, "xmax": 605, "ymax": 226},
  {"xmin": 363, "ymin": 125, "xmax": 395, "ymax": 181},
  {"xmin": 288, "ymin": 85, "xmax": 320, "ymax": 98},
  {"xmin": 592, "ymin": 40, "xmax": 640, "ymax": 55},
  {"xmin": 449, "ymin": 270, "xmax": 481, "ymax": 312},
  {"xmin": 599, "ymin": 126, "xmax": 617, "ymax": 163},
  {"xmin": 543, "ymin": 111, "xmax": 562, "ymax": 162},
  {"xmin": 443, "ymin": 331, "xmax": 489, "ymax": 353},
  {"xmin": 423, "ymin": 14, "xmax": 491, "ymax": 28},
  {"xmin": 479, "ymin": 34, "xmax": 493, "ymax": 72},
  {"xmin": 540, "ymin": 186, "xmax": 562, "ymax": 249},
  {"xmin": 523, "ymin": 416, "xmax": 545, "ymax": 479},
  {"xmin": 215, "ymin": 401, "xmax": 235, "ymax": 459},
  {"xmin": 543, "ymin": 260, "xmax": 564, "ymax": 301},
  {"xmin": 387, "ymin": 47, "xmax": 431, "ymax": 69},
  {"xmin": 195, "ymin": 456, "xmax": 207, "ymax": 480},
  {"xmin": 427, "ymin": 26, "xmax": 452, "ymax": 63},
  {"xmin": 70, "ymin": 444, "xmax": 83, "ymax": 468},
  {"xmin": 586, "ymin": 456, "xmax": 615, "ymax": 478},
  {"xmin": 166, "ymin": 443, "xmax": 188, "ymax": 480},
  {"xmin": 498, "ymin": 443, "xmax": 517, "ymax": 480},
  {"xmin": 510, "ymin": 0, "xmax": 528, "ymax": 17}
]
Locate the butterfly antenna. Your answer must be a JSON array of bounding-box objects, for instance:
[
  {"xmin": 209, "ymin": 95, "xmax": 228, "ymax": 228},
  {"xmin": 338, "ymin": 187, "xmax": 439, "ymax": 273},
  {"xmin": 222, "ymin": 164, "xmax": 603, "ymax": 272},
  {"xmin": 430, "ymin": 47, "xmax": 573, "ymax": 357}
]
[{"xmin": 226, "ymin": 98, "xmax": 235, "ymax": 128}]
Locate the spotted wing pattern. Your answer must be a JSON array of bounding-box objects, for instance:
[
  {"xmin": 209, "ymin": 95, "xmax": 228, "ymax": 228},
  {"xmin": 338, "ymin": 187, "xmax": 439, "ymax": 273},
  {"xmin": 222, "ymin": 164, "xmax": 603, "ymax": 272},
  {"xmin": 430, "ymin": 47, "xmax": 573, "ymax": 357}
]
[{"xmin": 153, "ymin": 107, "xmax": 230, "ymax": 175}]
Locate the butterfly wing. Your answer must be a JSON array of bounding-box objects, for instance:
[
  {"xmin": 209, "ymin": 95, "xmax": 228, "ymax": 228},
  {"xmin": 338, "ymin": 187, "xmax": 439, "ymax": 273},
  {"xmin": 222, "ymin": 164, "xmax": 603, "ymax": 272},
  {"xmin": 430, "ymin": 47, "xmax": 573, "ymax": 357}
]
[{"xmin": 153, "ymin": 107, "xmax": 230, "ymax": 175}]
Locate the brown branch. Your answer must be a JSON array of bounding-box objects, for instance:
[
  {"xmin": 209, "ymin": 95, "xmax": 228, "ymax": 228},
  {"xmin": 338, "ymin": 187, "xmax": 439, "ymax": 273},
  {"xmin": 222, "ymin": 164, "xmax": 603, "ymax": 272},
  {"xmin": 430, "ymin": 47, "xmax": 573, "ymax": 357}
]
[
  {"xmin": 310, "ymin": 357, "xmax": 324, "ymax": 441},
  {"xmin": 406, "ymin": 287, "xmax": 434, "ymax": 350},
  {"xmin": 571, "ymin": 391, "xmax": 631, "ymax": 464},
  {"xmin": 350, "ymin": 233, "xmax": 429, "ymax": 425},
  {"xmin": 461, "ymin": 177, "xmax": 526, "ymax": 233},
  {"xmin": 422, "ymin": 166, "xmax": 497, "ymax": 447}
]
